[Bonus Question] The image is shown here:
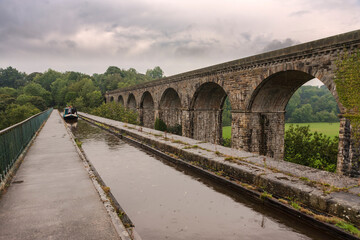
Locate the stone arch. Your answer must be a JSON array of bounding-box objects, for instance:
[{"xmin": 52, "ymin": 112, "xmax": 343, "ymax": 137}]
[
  {"xmin": 127, "ymin": 93, "xmax": 137, "ymax": 111},
  {"xmin": 247, "ymin": 70, "xmax": 341, "ymax": 112},
  {"xmin": 245, "ymin": 70, "xmax": 340, "ymax": 160},
  {"xmin": 140, "ymin": 91, "xmax": 155, "ymax": 128},
  {"xmin": 159, "ymin": 88, "xmax": 182, "ymax": 131},
  {"xmin": 190, "ymin": 82, "xmax": 228, "ymax": 144},
  {"xmin": 118, "ymin": 95, "xmax": 124, "ymax": 106},
  {"xmin": 110, "ymin": 96, "xmax": 114, "ymax": 102}
]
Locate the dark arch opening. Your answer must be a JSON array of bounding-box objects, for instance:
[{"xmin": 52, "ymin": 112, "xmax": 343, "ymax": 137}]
[
  {"xmin": 118, "ymin": 95, "xmax": 124, "ymax": 106},
  {"xmin": 140, "ymin": 91, "xmax": 155, "ymax": 128},
  {"xmin": 247, "ymin": 70, "xmax": 340, "ymax": 169},
  {"xmin": 127, "ymin": 93, "xmax": 137, "ymax": 111},
  {"xmin": 190, "ymin": 82, "xmax": 228, "ymax": 144},
  {"xmin": 110, "ymin": 96, "xmax": 114, "ymax": 102},
  {"xmin": 159, "ymin": 88, "xmax": 182, "ymax": 135}
]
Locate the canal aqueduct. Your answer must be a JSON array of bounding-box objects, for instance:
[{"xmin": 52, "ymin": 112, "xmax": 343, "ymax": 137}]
[{"xmin": 106, "ymin": 30, "xmax": 360, "ymax": 177}]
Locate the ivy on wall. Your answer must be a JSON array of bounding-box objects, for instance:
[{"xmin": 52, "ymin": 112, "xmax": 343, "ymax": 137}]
[{"xmin": 335, "ymin": 50, "xmax": 360, "ymax": 141}]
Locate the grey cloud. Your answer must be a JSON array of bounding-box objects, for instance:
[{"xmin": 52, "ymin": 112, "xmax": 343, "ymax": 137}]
[
  {"xmin": 262, "ymin": 38, "xmax": 300, "ymax": 52},
  {"xmin": 289, "ymin": 10, "xmax": 310, "ymax": 17},
  {"xmin": 300, "ymin": 0, "xmax": 360, "ymax": 11},
  {"xmin": 64, "ymin": 40, "xmax": 77, "ymax": 49},
  {"xmin": 175, "ymin": 46, "xmax": 209, "ymax": 57},
  {"xmin": 241, "ymin": 32, "xmax": 251, "ymax": 41},
  {"xmin": 0, "ymin": 0, "xmax": 192, "ymax": 57}
]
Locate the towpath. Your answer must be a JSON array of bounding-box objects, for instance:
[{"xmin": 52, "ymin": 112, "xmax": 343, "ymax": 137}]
[{"xmin": 0, "ymin": 111, "xmax": 121, "ymax": 240}]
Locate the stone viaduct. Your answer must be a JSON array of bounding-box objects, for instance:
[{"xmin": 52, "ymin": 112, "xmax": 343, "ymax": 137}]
[{"xmin": 105, "ymin": 30, "xmax": 360, "ymax": 177}]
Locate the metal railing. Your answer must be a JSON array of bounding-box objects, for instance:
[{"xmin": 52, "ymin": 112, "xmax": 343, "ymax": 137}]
[{"xmin": 0, "ymin": 108, "xmax": 53, "ymax": 183}]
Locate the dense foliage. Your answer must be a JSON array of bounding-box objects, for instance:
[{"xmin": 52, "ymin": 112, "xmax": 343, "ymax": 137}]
[
  {"xmin": 285, "ymin": 85, "xmax": 339, "ymax": 123},
  {"xmin": 91, "ymin": 102, "xmax": 138, "ymax": 125},
  {"xmin": 284, "ymin": 125, "xmax": 338, "ymax": 172},
  {"xmin": 0, "ymin": 66, "xmax": 162, "ymax": 130},
  {"xmin": 93, "ymin": 66, "xmax": 163, "ymax": 92},
  {"xmin": 0, "ymin": 103, "xmax": 40, "ymax": 130}
]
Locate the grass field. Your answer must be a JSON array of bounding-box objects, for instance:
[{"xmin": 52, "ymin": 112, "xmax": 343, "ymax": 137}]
[
  {"xmin": 222, "ymin": 122, "xmax": 339, "ymax": 139},
  {"xmin": 285, "ymin": 122, "xmax": 339, "ymax": 138},
  {"xmin": 223, "ymin": 126, "xmax": 231, "ymax": 139}
]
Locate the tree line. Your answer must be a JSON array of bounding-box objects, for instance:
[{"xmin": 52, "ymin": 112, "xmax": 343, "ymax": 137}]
[
  {"xmin": 0, "ymin": 66, "xmax": 163, "ymax": 130},
  {"xmin": 285, "ymin": 85, "xmax": 339, "ymax": 123}
]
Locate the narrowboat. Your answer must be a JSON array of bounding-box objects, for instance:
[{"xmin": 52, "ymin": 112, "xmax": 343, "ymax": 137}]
[{"xmin": 63, "ymin": 107, "xmax": 78, "ymax": 121}]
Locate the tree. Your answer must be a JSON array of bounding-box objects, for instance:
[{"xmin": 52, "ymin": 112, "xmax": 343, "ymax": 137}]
[
  {"xmin": 289, "ymin": 104, "xmax": 313, "ymax": 123},
  {"xmin": 285, "ymin": 85, "xmax": 340, "ymax": 123},
  {"xmin": 146, "ymin": 66, "xmax": 164, "ymax": 79},
  {"xmin": 16, "ymin": 94, "xmax": 47, "ymax": 111},
  {"xmin": 0, "ymin": 67, "xmax": 26, "ymax": 88},
  {"xmin": 104, "ymin": 73, "xmax": 123, "ymax": 91},
  {"xmin": 23, "ymin": 83, "xmax": 52, "ymax": 106},
  {"xmin": 0, "ymin": 103, "xmax": 40, "ymax": 130},
  {"xmin": 0, "ymin": 93, "xmax": 16, "ymax": 111},
  {"xmin": 91, "ymin": 102, "xmax": 138, "ymax": 124},
  {"xmin": 51, "ymin": 78, "xmax": 68, "ymax": 107},
  {"xmin": 25, "ymin": 72, "xmax": 41, "ymax": 82},
  {"xmin": 105, "ymin": 66, "xmax": 123, "ymax": 76},
  {"xmin": 86, "ymin": 90, "xmax": 103, "ymax": 108},
  {"xmin": 285, "ymin": 125, "xmax": 338, "ymax": 172},
  {"xmin": 0, "ymin": 87, "xmax": 17, "ymax": 97},
  {"xmin": 33, "ymin": 69, "xmax": 62, "ymax": 91},
  {"xmin": 154, "ymin": 118, "xmax": 167, "ymax": 131}
]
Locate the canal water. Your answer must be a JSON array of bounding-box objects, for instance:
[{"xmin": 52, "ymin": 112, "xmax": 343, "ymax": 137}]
[{"xmin": 72, "ymin": 120, "xmax": 333, "ymax": 240}]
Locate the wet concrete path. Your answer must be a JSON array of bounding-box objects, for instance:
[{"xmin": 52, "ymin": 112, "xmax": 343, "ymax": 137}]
[
  {"xmin": 74, "ymin": 119, "xmax": 334, "ymax": 240},
  {"xmin": 0, "ymin": 111, "xmax": 120, "ymax": 240}
]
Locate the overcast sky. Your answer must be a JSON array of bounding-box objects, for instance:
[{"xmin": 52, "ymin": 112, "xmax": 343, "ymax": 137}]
[{"xmin": 1, "ymin": 0, "xmax": 360, "ymax": 84}]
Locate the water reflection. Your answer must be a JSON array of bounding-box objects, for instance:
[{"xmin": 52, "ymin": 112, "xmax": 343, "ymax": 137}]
[
  {"xmin": 73, "ymin": 120, "xmax": 335, "ymax": 240},
  {"xmin": 66, "ymin": 121, "xmax": 77, "ymax": 131},
  {"xmin": 72, "ymin": 120, "xmax": 124, "ymax": 150}
]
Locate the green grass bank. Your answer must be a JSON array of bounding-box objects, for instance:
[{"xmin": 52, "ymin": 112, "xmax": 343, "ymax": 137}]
[{"xmin": 223, "ymin": 122, "xmax": 340, "ymax": 139}]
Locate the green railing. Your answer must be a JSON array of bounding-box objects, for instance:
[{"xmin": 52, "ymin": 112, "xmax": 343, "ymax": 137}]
[{"xmin": 0, "ymin": 108, "xmax": 53, "ymax": 183}]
